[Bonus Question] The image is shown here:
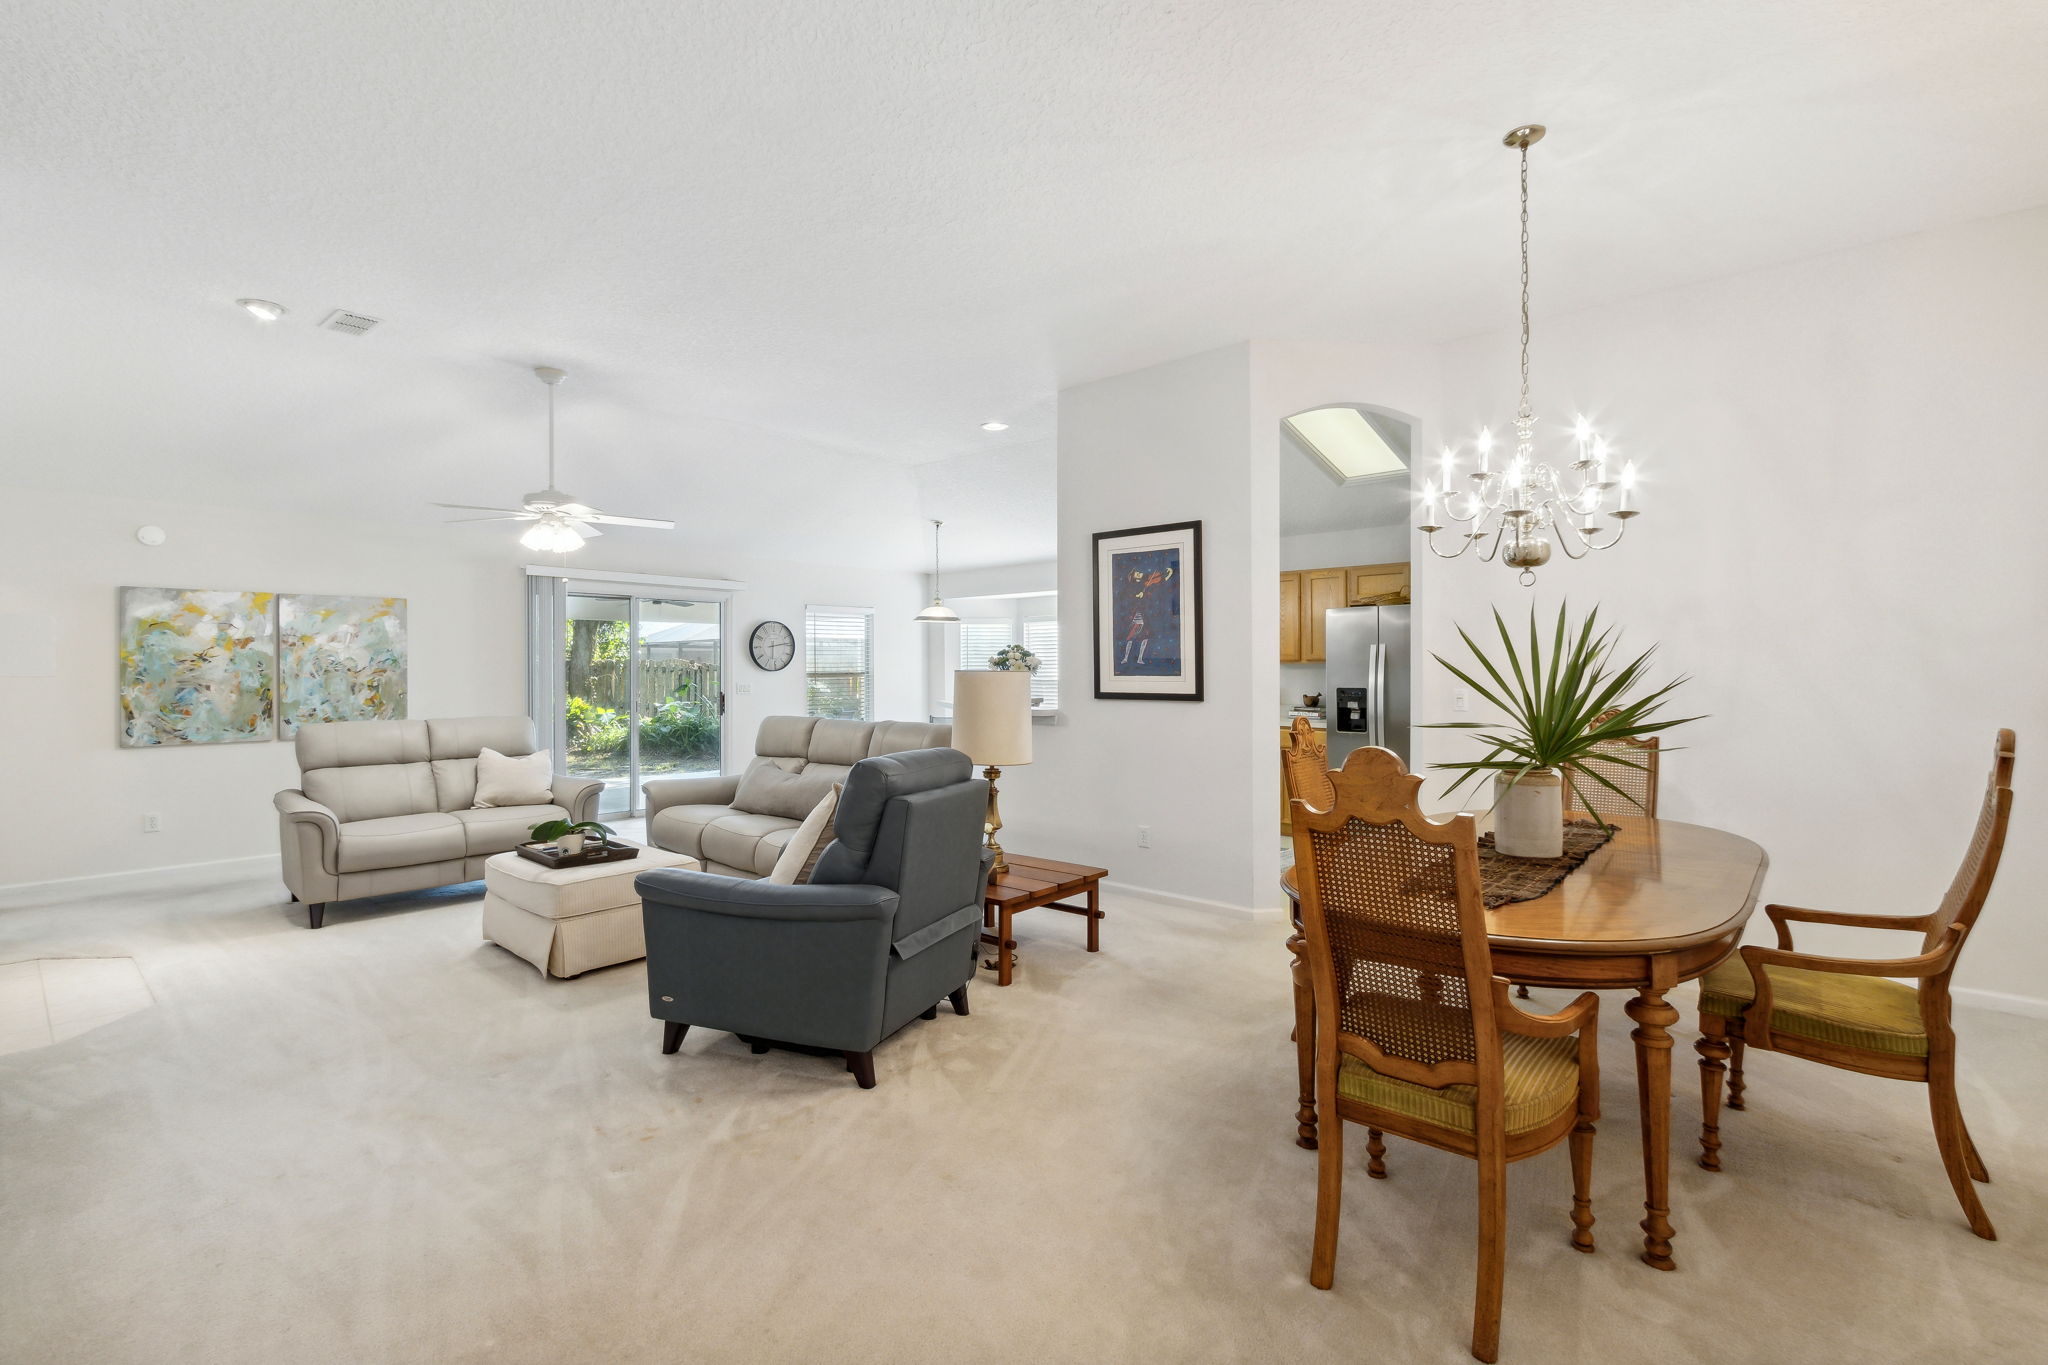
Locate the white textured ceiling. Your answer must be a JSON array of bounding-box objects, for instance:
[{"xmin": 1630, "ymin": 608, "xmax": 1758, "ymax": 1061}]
[{"xmin": 6, "ymin": 1, "xmax": 2047, "ymax": 570}]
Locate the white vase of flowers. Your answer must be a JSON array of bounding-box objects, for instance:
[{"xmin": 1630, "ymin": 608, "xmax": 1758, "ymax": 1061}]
[{"xmin": 988, "ymin": 644, "xmax": 1040, "ymax": 674}]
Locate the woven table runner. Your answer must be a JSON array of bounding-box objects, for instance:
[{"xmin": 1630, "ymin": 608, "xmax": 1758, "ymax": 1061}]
[{"xmin": 1476, "ymin": 820, "xmax": 1614, "ymax": 908}]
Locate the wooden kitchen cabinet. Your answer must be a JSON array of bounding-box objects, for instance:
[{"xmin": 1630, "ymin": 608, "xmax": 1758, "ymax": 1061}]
[
  {"xmin": 1278, "ymin": 561, "xmax": 1412, "ymax": 662},
  {"xmin": 1302, "ymin": 569, "xmax": 1347, "ymax": 662},
  {"xmin": 1279, "ymin": 572, "xmax": 1303, "ymax": 662},
  {"xmin": 1346, "ymin": 561, "xmax": 1410, "ymax": 605}
]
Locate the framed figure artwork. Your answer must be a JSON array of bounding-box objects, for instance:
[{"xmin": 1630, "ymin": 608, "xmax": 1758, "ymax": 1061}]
[{"xmin": 1091, "ymin": 520, "xmax": 1203, "ymax": 702}]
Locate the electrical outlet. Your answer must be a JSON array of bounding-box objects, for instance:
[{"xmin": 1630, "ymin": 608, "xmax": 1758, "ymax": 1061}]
[
  {"xmin": 735, "ymin": 681, "xmax": 753, "ymax": 694},
  {"xmin": 1136, "ymin": 825, "xmax": 1151, "ymax": 848},
  {"xmin": 1452, "ymin": 690, "xmax": 1471, "ymax": 713},
  {"xmin": 142, "ymin": 813, "xmax": 162, "ymax": 833}
]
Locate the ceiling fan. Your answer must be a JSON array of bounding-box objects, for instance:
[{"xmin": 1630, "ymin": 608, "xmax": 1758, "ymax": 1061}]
[{"xmin": 435, "ymin": 366, "xmax": 675, "ymax": 553}]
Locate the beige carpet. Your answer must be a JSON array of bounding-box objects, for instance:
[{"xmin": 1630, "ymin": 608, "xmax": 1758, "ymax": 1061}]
[{"xmin": 1, "ymin": 870, "xmax": 2043, "ymax": 1364}]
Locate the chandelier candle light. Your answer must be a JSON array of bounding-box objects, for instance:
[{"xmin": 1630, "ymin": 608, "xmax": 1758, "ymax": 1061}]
[{"xmin": 1418, "ymin": 125, "xmax": 1642, "ymax": 586}]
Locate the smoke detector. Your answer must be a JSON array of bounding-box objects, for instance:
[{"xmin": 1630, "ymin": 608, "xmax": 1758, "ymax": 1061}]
[{"xmin": 319, "ymin": 309, "xmax": 383, "ymax": 336}]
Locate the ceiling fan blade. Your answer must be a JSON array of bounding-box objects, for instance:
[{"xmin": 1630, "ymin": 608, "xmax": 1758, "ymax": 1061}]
[
  {"xmin": 564, "ymin": 519, "xmax": 605, "ymax": 538},
  {"xmin": 554, "ymin": 502, "xmax": 599, "ymax": 517},
  {"xmin": 580, "ymin": 513, "xmax": 676, "ymax": 529},
  {"xmin": 433, "ymin": 502, "xmax": 531, "ymax": 515},
  {"xmin": 443, "ymin": 515, "xmax": 535, "ymax": 524}
]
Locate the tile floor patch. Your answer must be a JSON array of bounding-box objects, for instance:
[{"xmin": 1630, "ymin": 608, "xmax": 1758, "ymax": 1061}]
[{"xmin": 0, "ymin": 957, "xmax": 154, "ymax": 1054}]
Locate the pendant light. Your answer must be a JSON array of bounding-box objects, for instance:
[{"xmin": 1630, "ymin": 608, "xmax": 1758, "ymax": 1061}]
[{"xmin": 914, "ymin": 519, "xmax": 961, "ymax": 624}]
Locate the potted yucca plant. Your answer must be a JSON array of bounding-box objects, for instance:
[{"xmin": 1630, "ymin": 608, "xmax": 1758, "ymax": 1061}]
[{"xmin": 1426, "ymin": 603, "xmax": 1699, "ymax": 857}]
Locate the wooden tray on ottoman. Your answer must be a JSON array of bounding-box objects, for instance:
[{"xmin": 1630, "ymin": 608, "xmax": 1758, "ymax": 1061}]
[{"xmin": 514, "ymin": 841, "xmax": 640, "ymax": 870}]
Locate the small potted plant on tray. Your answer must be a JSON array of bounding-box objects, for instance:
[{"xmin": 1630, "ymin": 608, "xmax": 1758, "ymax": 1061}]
[
  {"xmin": 526, "ymin": 818, "xmax": 618, "ymax": 860},
  {"xmin": 1426, "ymin": 603, "xmax": 1699, "ymax": 857}
]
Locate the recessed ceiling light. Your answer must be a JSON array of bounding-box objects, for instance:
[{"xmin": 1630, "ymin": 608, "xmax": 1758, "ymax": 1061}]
[
  {"xmin": 980, "ymin": 421, "xmax": 1009, "ymax": 432},
  {"xmin": 236, "ymin": 298, "xmax": 286, "ymax": 322}
]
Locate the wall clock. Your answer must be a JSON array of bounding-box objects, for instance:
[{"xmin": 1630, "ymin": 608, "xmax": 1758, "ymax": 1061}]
[{"xmin": 749, "ymin": 620, "xmax": 796, "ymax": 671}]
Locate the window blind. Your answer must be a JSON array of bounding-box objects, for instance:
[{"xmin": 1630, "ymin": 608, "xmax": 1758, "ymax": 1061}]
[
  {"xmin": 1024, "ymin": 616, "xmax": 1059, "ymax": 707},
  {"xmin": 957, "ymin": 620, "xmax": 1012, "ymax": 673},
  {"xmin": 805, "ymin": 607, "xmax": 873, "ymax": 721}
]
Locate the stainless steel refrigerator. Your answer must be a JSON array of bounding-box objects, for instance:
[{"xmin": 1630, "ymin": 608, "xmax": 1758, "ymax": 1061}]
[{"xmin": 1324, "ymin": 605, "xmax": 1412, "ymax": 768}]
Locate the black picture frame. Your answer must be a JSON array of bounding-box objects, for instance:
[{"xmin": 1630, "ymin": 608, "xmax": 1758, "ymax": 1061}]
[{"xmin": 1091, "ymin": 520, "xmax": 1204, "ymax": 702}]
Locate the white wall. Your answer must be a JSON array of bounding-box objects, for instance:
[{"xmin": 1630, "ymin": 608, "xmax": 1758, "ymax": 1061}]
[
  {"xmin": 1422, "ymin": 204, "xmax": 2048, "ymax": 1010},
  {"xmin": 991, "ymin": 340, "xmax": 1440, "ymax": 914},
  {"xmin": 0, "ymin": 491, "xmax": 926, "ymax": 892},
  {"xmin": 1279, "ymin": 523, "xmax": 1407, "ymax": 572}
]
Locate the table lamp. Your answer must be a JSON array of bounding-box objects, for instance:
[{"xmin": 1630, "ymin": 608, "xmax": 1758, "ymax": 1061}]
[{"xmin": 951, "ymin": 669, "xmax": 1033, "ymax": 878}]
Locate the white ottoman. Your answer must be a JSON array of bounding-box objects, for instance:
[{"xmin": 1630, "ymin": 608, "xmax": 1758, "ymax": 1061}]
[{"xmin": 481, "ymin": 844, "xmax": 698, "ymax": 978}]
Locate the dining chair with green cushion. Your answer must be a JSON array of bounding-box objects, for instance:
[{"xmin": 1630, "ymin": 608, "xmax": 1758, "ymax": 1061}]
[
  {"xmin": 1693, "ymin": 728, "xmax": 2015, "ymax": 1241},
  {"xmin": 1292, "ymin": 744, "xmax": 1601, "ymax": 1364}
]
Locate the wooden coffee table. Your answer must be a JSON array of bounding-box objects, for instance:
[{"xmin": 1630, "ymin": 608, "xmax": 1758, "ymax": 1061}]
[{"xmin": 980, "ymin": 855, "xmax": 1107, "ymax": 986}]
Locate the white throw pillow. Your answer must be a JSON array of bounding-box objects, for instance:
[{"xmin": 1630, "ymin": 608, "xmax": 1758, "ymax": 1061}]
[
  {"xmin": 766, "ymin": 785, "xmax": 840, "ymax": 884},
  {"xmin": 472, "ymin": 747, "xmax": 554, "ymax": 808}
]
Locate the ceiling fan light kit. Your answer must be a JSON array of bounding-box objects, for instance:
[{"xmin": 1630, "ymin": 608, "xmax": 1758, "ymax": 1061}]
[{"xmin": 435, "ymin": 365, "xmax": 675, "ymax": 554}]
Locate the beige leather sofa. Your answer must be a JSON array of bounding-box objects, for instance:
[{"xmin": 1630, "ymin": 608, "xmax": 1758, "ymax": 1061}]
[
  {"xmin": 275, "ymin": 715, "xmax": 602, "ymax": 928},
  {"xmin": 644, "ymin": 715, "xmax": 950, "ymax": 878}
]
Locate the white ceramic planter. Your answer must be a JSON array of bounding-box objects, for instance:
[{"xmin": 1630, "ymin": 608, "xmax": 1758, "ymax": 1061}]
[
  {"xmin": 556, "ymin": 832, "xmax": 587, "ymax": 855},
  {"xmin": 1494, "ymin": 769, "xmax": 1564, "ymax": 858}
]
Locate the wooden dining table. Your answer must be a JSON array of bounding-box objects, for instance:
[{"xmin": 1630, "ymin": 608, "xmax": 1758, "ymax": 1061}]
[{"xmin": 1282, "ymin": 815, "xmax": 1768, "ymax": 1272}]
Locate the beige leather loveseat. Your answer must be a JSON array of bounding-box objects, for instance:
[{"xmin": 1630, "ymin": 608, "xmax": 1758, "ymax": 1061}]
[
  {"xmin": 643, "ymin": 715, "xmax": 950, "ymax": 878},
  {"xmin": 275, "ymin": 715, "xmax": 602, "ymax": 928}
]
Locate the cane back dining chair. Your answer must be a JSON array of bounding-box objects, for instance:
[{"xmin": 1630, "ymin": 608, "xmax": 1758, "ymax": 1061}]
[
  {"xmin": 1564, "ymin": 707, "xmax": 1661, "ymax": 822},
  {"xmin": 1283, "ymin": 717, "xmax": 1338, "ymax": 1149},
  {"xmin": 1693, "ymin": 728, "xmax": 2015, "ymax": 1241},
  {"xmin": 1292, "ymin": 745, "xmax": 1601, "ymax": 1364}
]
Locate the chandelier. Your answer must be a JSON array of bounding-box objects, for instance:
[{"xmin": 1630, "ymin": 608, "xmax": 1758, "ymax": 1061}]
[{"xmin": 1418, "ymin": 124, "xmax": 1641, "ymax": 585}]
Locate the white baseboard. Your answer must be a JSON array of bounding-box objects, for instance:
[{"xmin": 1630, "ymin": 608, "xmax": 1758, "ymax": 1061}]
[
  {"xmin": 1952, "ymin": 986, "xmax": 2048, "ymax": 1020},
  {"xmin": 0, "ymin": 854, "xmax": 282, "ymax": 909},
  {"xmin": 1101, "ymin": 878, "xmax": 1287, "ymax": 921}
]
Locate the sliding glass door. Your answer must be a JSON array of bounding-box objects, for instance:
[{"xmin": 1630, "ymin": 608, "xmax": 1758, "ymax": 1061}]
[{"xmin": 546, "ymin": 587, "xmax": 725, "ymax": 818}]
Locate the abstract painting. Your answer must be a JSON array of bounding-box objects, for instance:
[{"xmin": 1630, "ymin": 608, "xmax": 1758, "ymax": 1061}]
[
  {"xmin": 118, "ymin": 588, "xmax": 276, "ymax": 746},
  {"xmin": 278, "ymin": 594, "xmax": 408, "ymax": 735},
  {"xmin": 1092, "ymin": 520, "xmax": 1203, "ymax": 701}
]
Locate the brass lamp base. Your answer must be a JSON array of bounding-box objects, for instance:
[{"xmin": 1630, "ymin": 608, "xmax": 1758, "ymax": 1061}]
[{"xmin": 982, "ymin": 765, "xmax": 1008, "ymax": 879}]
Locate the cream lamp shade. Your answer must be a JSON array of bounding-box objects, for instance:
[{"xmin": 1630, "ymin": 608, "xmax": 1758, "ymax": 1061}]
[{"xmin": 951, "ymin": 670, "xmax": 1034, "ymax": 767}]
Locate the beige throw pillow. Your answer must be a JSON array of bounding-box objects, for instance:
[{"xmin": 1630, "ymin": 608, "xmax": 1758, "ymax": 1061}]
[
  {"xmin": 766, "ymin": 785, "xmax": 840, "ymax": 885},
  {"xmin": 472, "ymin": 747, "xmax": 554, "ymax": 808}
]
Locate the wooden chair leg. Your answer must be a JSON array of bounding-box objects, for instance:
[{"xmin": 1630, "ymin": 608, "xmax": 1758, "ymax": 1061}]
[
  {"xmin": 1569, "ymin": 1117, "xmax": 1597, "ymax": 1252},
  {"xmin": 1366, "ymin": 1129, "xmax": 1387, "ymax": 1179},
  {"xmin": 661, "ymin": 1021, "xmax": 687, "ymax": 1055},
  {"xmin": 1308, "ymin": 1110, "xmax": 1343, "ymax": 1290},
  {"xmin": 1695, "ymin": 1028, "xmax": 1730, "ymax": 1171},
  {"xmin": 1928, "ymin": 1063, "xmax": 1995, "ymax": 1239},
  {"xmin": 307, "ymin": 903, "xmax": 326, "ymax": 929},
  {"xmin": 1961, "ymin": 1121, "xmax": 1990, "ymax": 1183},
  {"xmin": 1472, "ymin": 1151, "xmax": 1507, "ymax": 1364},
  {"xmin": 949, "ymin": 984, "xmax": 970, "ymax": 1016},
  {"xmin": 1726, "ymin": 1038, "xmax": 1747, "ymax": 1110},
  {"xmin": 845, "ymin": 1051, "xmax": 877, "ymax": 1089},
  {"xmin": 1515, "ymin": 984, "xmax": 1531, "ymax": 999},
  {"xmin": 1290, "ymin": 939, "xmax": 1319, "ymax": 1150},
  {"xmin": 920, "ymin": 1004, "xmax": 939, "ymax": 1020}
]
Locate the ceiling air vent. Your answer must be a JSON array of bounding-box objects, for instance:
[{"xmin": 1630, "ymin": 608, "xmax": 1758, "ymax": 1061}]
[{"xmin": 319, "ymin": 309, "xmax": 383, "ymax": 336}]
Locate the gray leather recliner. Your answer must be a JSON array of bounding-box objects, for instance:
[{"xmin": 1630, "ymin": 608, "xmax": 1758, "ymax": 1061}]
[
  {"xmin": 636, "ymin": 747, "xmax": 990, "ymax": 1088},
  {"xmin": 275, "ymin": 715, "xmax": 603, "ymax": 928}
]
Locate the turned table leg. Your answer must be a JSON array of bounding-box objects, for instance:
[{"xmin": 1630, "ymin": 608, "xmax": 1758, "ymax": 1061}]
[
  {"xmin": 1627, "ymin": 984, "xmax": 1681, "ymax": 1271},
  {"xmin": 1288, "ymin": 932, "xmax": 1318, "ymax": 1150},
  {"xmin": 997, "ymin": 905, "xmax": 1015, "ymax": 986}
]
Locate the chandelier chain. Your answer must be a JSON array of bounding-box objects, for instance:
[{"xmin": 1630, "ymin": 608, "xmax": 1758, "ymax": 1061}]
[{"xmin": 1518, "ymin": 140, "xmax": 1531, "ymax": 423}]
